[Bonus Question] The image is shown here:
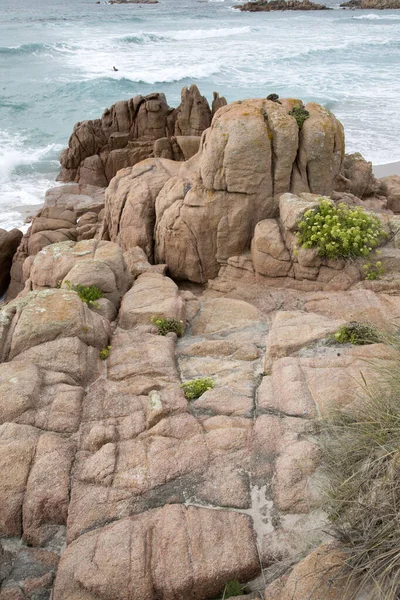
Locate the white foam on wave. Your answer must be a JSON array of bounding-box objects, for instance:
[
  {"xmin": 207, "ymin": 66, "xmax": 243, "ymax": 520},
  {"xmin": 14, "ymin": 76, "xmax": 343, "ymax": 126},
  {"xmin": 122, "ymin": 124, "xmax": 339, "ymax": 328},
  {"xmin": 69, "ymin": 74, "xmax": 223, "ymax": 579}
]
[
  {"xmin": 162, "ymin": 26, "xmax": 252, "ymax": 39},
  {"xmin": 0, "ymin": 130, "xmax": 62, "ymax": 230},
  {"xmin": 352, "ymin": 12, "xmax": 400, "ymax": 19},
  {"xmin": 0, "ymin": 131, "xmax": 61, "ymax": 185}
]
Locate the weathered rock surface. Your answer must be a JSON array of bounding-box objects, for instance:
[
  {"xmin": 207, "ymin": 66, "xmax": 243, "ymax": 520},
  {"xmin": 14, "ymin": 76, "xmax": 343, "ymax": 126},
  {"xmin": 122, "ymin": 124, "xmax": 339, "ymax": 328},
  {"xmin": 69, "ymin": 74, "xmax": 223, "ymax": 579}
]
[
  {"xmin": 54, "ymin": 506, "xmax": 259, "ymax": 600},
  {"xmin": 380, "ymin": 174, "xmax": 400, "ymax": 212},
  {"xmin": 1, "ymin": 244, "xmax": 398, "ymax": 599},
  {"xmin": 264, "ymin": 543, "xmax": 359, "ymax": 600},
  {"xmin": 58, "ymin": 85, "xmax": 226, "ymax": 187}
]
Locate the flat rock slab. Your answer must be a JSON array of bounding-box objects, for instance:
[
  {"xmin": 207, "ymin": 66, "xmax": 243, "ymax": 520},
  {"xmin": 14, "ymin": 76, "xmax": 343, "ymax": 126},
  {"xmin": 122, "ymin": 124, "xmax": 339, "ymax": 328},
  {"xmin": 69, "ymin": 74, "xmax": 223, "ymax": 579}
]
[
  {"xmin": 119, "ymin": 272, "xmax": 185, "ymax": 329},
  {"xmin": 53, "ymin": 505, "xmax": 260, "ymax": 600}
]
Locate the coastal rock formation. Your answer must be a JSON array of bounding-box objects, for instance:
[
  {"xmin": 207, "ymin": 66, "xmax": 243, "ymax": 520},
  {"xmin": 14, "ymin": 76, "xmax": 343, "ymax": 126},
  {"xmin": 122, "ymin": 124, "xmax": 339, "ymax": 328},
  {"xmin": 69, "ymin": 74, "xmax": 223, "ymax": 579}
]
[
  {"xmin": 236, "ymin": 0, "xmax": 330, "ymax": 11},
  {"xmin": 340, "ymin": 0, "xmax": 400, "ymax": 7},
  {"xmin": 58, "ymin": 85, "xmax": 227, "ymax": 187},
  {"xmin": 0, "ymin": 228, "xmax": 22, "ymax": 296},
  {"xmin": 3, "ymin": 93, "xmax": 400, "ymax": 599},
  {"xmin": 103, "ymin": 98, "xmax": 344, "ymax": 282}
]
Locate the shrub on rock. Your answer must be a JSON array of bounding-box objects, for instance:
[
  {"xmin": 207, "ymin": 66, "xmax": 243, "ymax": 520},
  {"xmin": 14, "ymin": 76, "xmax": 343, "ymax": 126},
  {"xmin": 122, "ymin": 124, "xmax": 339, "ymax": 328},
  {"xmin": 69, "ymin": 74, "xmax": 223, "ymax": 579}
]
[
  {"xmin": 151, "ymin": 316, "xmax": 184, "ymax": 337},
  {"xmin": 297, "ymin": 198, "xmax": 387, "ymax": 259},
  {"xmin": 65, "ymin": 281, "xmax": 104, "ymax": 307},
  {"xmin": 289, "ymin": 104, "xmax": 310, "ymax": 128},
  {"xmin": 333, "ymin": 322, "xmax": 382, "ymax": 345},
  {"xmin": 181, "ymin": 378, "xmax": 215, "ymax": 400}
]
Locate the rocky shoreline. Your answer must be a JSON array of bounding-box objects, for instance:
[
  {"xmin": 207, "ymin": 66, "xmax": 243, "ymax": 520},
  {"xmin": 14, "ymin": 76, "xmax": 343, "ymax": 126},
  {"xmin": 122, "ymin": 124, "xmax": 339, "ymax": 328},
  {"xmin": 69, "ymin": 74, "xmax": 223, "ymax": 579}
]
[{"xmin": 1, "ymin": 87, "xmax": 400, "ymax": 600}]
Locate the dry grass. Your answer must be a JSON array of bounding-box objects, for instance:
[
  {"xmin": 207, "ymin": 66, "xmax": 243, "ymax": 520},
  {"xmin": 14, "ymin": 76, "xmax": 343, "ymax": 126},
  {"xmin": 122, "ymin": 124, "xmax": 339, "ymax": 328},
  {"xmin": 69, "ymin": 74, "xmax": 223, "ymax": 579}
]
[{"xmin": 317, "ymin": 353, "xmax": 400, "ymax": 599}]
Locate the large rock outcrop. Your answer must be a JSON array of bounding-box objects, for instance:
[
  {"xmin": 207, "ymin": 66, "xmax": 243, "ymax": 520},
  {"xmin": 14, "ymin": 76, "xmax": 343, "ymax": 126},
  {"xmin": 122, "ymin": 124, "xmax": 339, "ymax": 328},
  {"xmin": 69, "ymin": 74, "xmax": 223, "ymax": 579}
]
[
  {"xmin": 103, "ymin": 98, "xmax": 345, "ymax": 282},
  {"xmin": 58, "ymin": 85, "xmax": 227, "ymax": 187}
]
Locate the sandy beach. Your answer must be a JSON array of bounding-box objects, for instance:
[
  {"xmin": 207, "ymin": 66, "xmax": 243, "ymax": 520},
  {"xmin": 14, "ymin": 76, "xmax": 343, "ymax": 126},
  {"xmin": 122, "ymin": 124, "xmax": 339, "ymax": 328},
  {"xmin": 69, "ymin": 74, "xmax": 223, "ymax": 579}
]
[{"xmin": 373, "ymin": 160, "xmax": 400, "ymax": 178}]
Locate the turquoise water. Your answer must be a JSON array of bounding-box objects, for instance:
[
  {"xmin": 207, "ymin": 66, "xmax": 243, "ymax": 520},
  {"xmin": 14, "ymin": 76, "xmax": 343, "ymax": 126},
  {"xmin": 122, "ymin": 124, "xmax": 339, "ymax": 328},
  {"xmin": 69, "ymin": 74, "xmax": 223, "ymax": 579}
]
[{"xmin": 1, "ymin": 0, "xmax": 400, "ymax": 229}]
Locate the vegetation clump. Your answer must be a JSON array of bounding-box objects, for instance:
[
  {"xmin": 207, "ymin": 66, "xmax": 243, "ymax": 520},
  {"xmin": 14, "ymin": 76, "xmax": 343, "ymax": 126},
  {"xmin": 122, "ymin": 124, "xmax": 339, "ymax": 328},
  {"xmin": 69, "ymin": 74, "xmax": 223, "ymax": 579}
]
[
  {"xmin": 151, "ymin": 316, "xmax": 184, "ymax": 337},
  {"xmin": 289, "ymin": 104, "xmax": 310, "ymax": 128},
  {"xmin": 181, "ymin": 377, "xmax": 215, "ymax": 400},
  {"xmin": 64, "ymin": 280, "xmax": 103, "ymax": 307},
  {"xmin": 318, "ymin": 370, "xmax": 400, "ymax": 599},
  {"xmin": 221, "ymin": 579, "xmax": 245, "ymax": 598},
  {"xmin": 297, "ymin": 198, "xmax": 387, "ymax": 259},
  {"xmin": 363, "ymin": 260, "xmax": 385, "ymax": 280},
  {"xmin": 333, "ymin": 322, "xmax": 382, "ymax": 345},
  {"xmin": 100, "ymin": 346, "xmax": 112, "ymax": 360}
]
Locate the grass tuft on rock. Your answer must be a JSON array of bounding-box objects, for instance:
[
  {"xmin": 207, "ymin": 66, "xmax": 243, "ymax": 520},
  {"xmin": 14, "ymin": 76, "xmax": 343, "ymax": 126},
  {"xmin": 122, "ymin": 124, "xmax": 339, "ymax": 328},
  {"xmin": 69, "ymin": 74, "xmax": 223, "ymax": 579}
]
[
  {"xmin": 317, "ymin": 359, "xmax": 400, "ymax": 599},
  {"xmin": 222, "ymin": 579, "xmax": 245, "ymax": 598},
  {"xmin": 181, "ymin": 377, "xmax": 215, "ymax": 400},
  {"xmin": 65, "ymin": 280, "xmax": 103, "ymax": 307},
  {"xmin": 333, "ymin": 322, "xmax": 382, "ymax": 345},
  {"xmin": 151, "ymin": 316, "xmax": 184, "ymax": 337}
]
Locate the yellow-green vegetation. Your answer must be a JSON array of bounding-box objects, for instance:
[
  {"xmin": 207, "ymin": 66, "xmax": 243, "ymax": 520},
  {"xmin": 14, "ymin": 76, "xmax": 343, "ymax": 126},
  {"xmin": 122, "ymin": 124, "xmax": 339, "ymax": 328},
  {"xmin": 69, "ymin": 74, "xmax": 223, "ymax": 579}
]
[
  {"xmin": 181, "ymin": 377, "xmax": 215, "ymax": 400},
  {"xmin": 151, "ymin": 316, "xmax": 184, "ymax": 337},
  {"xmin": 100, "ymin": 346, "xmax": 112, "ymax": 360},
  {"xmin": 333, "ymin": 322, "xmax": 382, "ymax": 345},
  {"xmin": 318, "ymin": 361, "xmax": 400, "ymax": 599},
  {"xmin": 363, "ymin": 260, "xmax": 385, "ymax": 280},
  {"xmin": 221, "ymin": 579, "xmax": 245, "ymax": 599},
  {"xmin": 297, "ymin": 198, "xmax": 387, "ymax": 259},
  {"xmin": 289, "ymin": 104, "xmax": 310, "ymax": 128},
  {"xmin": 64, "ymin": 280, "xmax": 103, "ymax": 307}
]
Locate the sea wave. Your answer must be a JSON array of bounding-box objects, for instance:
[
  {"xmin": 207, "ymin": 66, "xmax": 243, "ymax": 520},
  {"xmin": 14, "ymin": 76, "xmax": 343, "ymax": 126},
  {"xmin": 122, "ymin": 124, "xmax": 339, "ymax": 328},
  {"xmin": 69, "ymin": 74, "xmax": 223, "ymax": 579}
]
[
  {"xmin": 103, "ymin": 62, "xmax": 221, "ymax": 84},
  {"xmin": 0, "ymin": 41, "xmax": 71, "ymax": 57},
  {"xmin": 118, "ymin": 25, "xmax": 253, "ymax": 44},
  {"xmin": 352, "ymin": 12, "xmax": 400, "ymax": 19},
  {"xmin": 0, "ymin": 130, "xmax": 62, "ymax": 184}
]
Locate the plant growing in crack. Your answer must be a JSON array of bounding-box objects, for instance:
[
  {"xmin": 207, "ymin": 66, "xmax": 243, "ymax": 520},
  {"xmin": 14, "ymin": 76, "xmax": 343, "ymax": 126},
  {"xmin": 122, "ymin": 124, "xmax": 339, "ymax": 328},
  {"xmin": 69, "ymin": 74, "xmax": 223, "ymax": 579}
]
[{"xmin": 181, "ymin": 378, "xmax": 215, "ymax": 400}]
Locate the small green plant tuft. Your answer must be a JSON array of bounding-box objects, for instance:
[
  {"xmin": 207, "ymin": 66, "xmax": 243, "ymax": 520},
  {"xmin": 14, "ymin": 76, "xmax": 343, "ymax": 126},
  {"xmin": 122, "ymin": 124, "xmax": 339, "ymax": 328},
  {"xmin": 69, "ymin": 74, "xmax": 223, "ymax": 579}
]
[
  {"xmin": 267, "ymin": 93, "xmax": 280, "ymax": 103},
  {"xmin": 100, "ymin": 346, "xmax": 112, "ymax": 360},
  {"xmin": 363, "ymin": 260, "xmax": 385, "ymax": 280},
  {"xmin": 181, "ymin": 377, "xmax": 215, "ymax": 400},
  {"xmin": 289, "ymin": 104, "xmax": 310, "ymax": 128},
  {"xmin": 65, "ymin": 280, "xmax": 103, "ymax": 307},
  {"xmin": 297, "ymin": 198, "xmax": 387, "ymax": 259},
  {"xmin": 222, "ymin": 579, "xmax": 245, "ymax": 599},
  {"xmin": 333, "ymin": 322, "xmax": 382, "ymax": 345},
  {"xmin": 151, "ymin": 316, "xmax": 184, "ymax": 337}
]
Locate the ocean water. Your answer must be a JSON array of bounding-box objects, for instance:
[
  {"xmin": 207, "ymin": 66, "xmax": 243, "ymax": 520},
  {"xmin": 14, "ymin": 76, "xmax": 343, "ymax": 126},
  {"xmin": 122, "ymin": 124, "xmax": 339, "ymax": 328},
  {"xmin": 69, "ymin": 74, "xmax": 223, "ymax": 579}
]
[{"xmin": 1, "ymin": 0, "xmax": 400, "ymax": 230}]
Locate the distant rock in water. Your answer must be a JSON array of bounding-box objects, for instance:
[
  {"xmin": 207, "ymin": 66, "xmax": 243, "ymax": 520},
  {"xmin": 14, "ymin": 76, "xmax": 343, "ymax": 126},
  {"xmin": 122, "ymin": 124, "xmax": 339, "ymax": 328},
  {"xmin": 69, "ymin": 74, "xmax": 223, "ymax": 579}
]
[
  {"xmin": 340, "ymin": 0, "xmax": 400, "ymax": 7},
  {"xmin": 236, "ymin": 0, "xmax": 330, "ymax": 11},
  {"xmin": 109, "ymin": 0, "xmax": 158, "ymax": 4}
]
